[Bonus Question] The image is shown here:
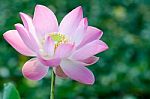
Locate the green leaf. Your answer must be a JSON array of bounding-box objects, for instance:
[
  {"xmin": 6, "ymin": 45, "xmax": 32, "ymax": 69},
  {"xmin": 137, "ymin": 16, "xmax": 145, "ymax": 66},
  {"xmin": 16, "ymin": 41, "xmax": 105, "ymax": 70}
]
[{"xmin": 3, "ymin": 83, "xmax": 21, "ymax": 99}]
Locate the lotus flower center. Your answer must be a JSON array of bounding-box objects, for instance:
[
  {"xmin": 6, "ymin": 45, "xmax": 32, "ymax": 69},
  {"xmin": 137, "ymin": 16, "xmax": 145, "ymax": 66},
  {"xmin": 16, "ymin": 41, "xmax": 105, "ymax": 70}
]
[{"xmin": 50, "ymin": 33, "xmax": 68, "ymax": 48}]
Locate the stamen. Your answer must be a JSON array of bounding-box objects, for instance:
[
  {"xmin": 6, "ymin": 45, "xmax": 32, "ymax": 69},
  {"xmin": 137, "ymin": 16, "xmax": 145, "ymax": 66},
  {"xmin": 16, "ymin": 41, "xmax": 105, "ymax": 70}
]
[{"xmin": 49, "ymin": 33, "xmax": 69, "ymax": 48}]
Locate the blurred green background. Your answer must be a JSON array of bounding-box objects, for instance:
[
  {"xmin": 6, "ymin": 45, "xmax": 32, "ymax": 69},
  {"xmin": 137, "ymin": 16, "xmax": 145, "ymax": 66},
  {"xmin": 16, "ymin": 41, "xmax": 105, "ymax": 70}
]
[{"xmin": 0, "ymin": 0, "xmax": 150, "ymax": 99}]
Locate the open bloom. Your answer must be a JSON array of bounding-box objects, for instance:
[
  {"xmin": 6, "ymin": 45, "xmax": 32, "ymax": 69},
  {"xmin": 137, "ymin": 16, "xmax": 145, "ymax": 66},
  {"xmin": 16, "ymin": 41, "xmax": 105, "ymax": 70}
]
[{"xmin": 3, "ymin": 5, "xmax": 108, "ymax": 84}]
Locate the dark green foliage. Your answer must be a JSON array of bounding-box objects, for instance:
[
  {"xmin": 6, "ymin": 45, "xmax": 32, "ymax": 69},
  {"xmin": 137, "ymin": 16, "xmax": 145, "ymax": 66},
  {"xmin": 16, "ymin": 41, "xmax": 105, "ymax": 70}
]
[
  {"xmin": 3, "ymin": 83, "xmax": 20, "ymax": 99},
  {"xmin": 0, "ymin": 0, "xmax": 150, "ymax": 99}
]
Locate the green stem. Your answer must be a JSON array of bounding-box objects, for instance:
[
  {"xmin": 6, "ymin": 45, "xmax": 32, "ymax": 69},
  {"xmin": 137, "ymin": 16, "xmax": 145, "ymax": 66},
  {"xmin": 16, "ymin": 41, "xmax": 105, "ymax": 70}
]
[{"xmin": 50, "ymin": 70, "xmax": 56, "ymax": 99}]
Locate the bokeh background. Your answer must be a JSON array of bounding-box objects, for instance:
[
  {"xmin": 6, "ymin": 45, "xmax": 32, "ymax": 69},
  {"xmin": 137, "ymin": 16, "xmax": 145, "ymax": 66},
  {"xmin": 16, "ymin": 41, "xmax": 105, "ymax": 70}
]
[{"xmin": 0, "ymin": 0, "xmax": 150, "ymax": 99}]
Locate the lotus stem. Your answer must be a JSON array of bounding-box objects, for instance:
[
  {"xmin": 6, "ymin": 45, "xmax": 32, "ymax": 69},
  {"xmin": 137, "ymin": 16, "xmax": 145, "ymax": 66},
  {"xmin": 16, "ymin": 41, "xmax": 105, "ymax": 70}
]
[{"xmin": 50, "ymin": 70, "xmax": 56, "ymax": 99}]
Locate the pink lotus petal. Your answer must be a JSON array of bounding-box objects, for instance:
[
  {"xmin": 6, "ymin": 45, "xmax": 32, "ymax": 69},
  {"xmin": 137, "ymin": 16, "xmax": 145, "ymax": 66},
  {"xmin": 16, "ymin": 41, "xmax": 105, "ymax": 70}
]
[
  {"xmin": 15, "ymin": 23, "xmax": 39, "ymax": 52},
  {"xmin": 79, "ymin": 56, "xmax": 99, "ymax": 66},
  {"xmin": 38, "ymin": 54, "xmax": 60, "ymax": 67},
  {"xmin": 53, "ymin": 66, "xmax": 67, "ymax": 78},
  {"xmin": 20, "ymin": 12, "xmax": 41, "ymax": 46},
  {"xmin": 20, "ymin": 12, "xmax": 35, "ymax": 34},
  {"xmin": 22, "ymin": 58, "xmax": 49, "ymax": 80},
  {"xmin": 55, "ymin": 43, "xmax": 74, "ymax": 58},
  {"xmin": 71, "ymin": 40, "xmax": 108, "ymax": 60},
  {"xmin": 3, "ymin": 30, "xmax": 35, "ymax": 56},
  {"xmin": 33, "ymin": 5, "xmax": 58, "ymax": 37},
  {"xmin": 71, "ymin": 18, "xmax": 88, "ymax": 45},
  {"xmin": 78, "ymin": 26, "xmax": 103, "ymax": 48},
  {"xmin": 60, "ymin": 59, "xmax": 95, "ymax": 84},
  {"xmin": 44, "ymin": 36, "xmax": 55, "ymax": 56},
  {"xmin": 59, "ymin": 6, "xmax": 83, "ymax": 36}
]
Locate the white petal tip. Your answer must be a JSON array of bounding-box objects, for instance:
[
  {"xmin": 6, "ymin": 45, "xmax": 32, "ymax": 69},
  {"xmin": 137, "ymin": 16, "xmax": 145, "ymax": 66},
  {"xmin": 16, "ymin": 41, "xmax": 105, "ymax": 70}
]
[
  {"xmin": 77, "ymin": 6, "xmax": 82, "ymax": 10},
  {"xmin": 35, "ymin": 4, "xmax": 46, "ymax": 9}
]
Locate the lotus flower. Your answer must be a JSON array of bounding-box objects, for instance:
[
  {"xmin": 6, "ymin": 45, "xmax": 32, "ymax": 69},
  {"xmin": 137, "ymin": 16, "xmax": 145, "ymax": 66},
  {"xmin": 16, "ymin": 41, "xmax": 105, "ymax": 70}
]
[{"xmin": 3, "ymin": 5, "xmax": 108, "ymax": 84}]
